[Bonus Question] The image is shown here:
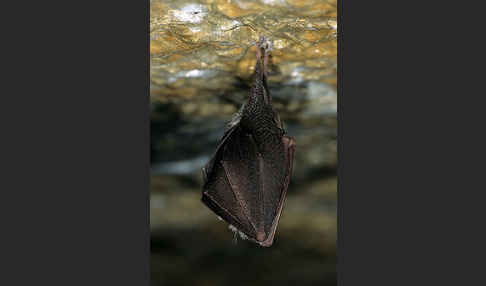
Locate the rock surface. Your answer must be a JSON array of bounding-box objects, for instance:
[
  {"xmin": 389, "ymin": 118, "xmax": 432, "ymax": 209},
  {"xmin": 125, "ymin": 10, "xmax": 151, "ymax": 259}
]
[{"xmin": 150, "ymin": 0, "xmax": 337, "ymax": 285}]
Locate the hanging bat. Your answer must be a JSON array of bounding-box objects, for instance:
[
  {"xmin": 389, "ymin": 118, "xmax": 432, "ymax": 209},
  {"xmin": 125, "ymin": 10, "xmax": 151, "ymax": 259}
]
[{"xmin": 201, "ymin": 37, "xmax": 296, "ymax": 247}]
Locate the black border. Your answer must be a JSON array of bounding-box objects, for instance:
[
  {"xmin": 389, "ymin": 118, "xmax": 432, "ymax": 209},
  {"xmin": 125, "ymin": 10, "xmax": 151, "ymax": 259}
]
[{"xmin": 3, "ymin": 0, "xmax": 150, "ymax": 285}]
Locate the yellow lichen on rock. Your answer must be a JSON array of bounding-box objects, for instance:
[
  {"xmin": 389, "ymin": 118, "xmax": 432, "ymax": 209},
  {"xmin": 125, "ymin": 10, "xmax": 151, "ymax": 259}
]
[
  {"xmin": 216, "ymin": 2, "xmax": 261, "ymax": 18},
  {"xmin": 150, "ymin": 0, "xmax": 337, "ymax": 98}
]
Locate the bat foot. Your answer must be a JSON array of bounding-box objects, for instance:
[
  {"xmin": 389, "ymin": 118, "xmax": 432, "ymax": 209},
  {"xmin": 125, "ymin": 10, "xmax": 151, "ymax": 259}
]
[
  {"xmin": 257, "ymin": 36, "xmax": 272, "ymax": 51},
  {"xmin": 255, "ymin": 37, "xmax": 272, "ymax": 57},
  {"xmin": 255, "ymin": 36, "xmax": 273, "ymax": 77}
]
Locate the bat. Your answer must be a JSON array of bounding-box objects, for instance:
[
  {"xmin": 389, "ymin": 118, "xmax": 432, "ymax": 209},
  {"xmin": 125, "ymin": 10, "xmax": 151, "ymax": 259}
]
[{"xmin": 201, "ymin": 37, "xmax": 296, "ymax": 247}]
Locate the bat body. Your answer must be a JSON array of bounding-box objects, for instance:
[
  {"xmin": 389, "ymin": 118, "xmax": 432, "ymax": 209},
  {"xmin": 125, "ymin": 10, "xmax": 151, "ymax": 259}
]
[{"xmin": 201, "ymin": 39, "xmax": 295, "ymax": 247}]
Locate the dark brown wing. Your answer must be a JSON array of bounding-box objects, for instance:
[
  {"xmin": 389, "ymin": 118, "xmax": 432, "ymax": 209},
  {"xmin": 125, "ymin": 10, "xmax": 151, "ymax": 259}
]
[
  {"xmin": 202, "ymin": 122, "xmax": 296, "ymax": 246},
  {"xmin": 201, "ymin": 125, "xmax": 258, "ymax": 239},
  {"xmin": 201, "ymin": 158, "xmax": 257, "ymax": 239},
  {"xmin": 219, "ymin": 127, "xmax": 266, "ymax": 241},
  {"xmin": 259, "ymin": 135, "xmax": 295, "ymax": 247},
  {"xmin": 202, "ymin": 124, "xmax": 239, "ymax": 184}
]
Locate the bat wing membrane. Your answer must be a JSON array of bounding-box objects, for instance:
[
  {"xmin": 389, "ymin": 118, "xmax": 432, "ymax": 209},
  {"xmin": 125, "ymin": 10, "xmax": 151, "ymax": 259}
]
[
  {"xmin": 202, "ymin": 122, "xmax": 296, "ymax": 246},
  {"xmin": 259, "ymin": 135, "xmax": 295, "ymax": 246},
  {"xmin": 202, "ymin": 125, "xmax": 257, "ymax": 239}
]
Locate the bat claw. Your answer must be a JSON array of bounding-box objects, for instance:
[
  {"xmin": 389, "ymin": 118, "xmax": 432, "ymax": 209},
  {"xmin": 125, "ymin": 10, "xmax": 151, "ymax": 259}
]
[
  {"xmin": 255, "ymin": 36, "xmax": 273, "ymax": 77},
  {"xmin": 256, "ymin": 36, "xmax": 273, "ymax": 53}
]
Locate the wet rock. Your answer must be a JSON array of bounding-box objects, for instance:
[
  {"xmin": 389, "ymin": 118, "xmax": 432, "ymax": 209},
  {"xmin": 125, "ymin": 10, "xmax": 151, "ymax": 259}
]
[{"xmin": 150, "ymin": 0, "xmax": 337, "ymax": 101}]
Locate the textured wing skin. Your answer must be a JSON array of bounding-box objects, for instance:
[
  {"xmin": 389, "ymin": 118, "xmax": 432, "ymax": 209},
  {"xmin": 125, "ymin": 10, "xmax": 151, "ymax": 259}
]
[
  {"xmin": 201, "ymin": 122, "xmax": 296, "ymax": 246},
  {"xmin": 201, "ymin": 133, "xmax": 257, "ymax": 239},
  {"xmin": 220, "ymin": 127, "xmax": 265, "ymax": 241},
  {"xmin": 202, "ymin": 124, "xmax": 239, "ymax": 184},
  {"xmin": 259, "ymin": 135, "xmax": 296, "ymax": 246},
  {"xmin": 258, "ymin": 130, "xmax": 287, "ymax": 237},
  {"xmin": 202, "ymin": 125, "xmax": 265, "ymax": 242}
]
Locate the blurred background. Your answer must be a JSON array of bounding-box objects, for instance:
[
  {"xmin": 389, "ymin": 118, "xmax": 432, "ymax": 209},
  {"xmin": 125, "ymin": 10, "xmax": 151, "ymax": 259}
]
[{"xmin": 150, "ymin": 0, "xmax": 337, "ymax": 285}]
